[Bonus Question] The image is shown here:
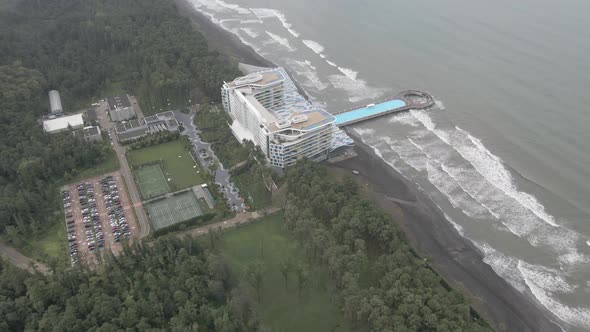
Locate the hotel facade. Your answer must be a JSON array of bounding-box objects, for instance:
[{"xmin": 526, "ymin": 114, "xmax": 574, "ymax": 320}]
[{"xmin": 221, "ymin": 68, "xmax": 352, "ymax": 169}]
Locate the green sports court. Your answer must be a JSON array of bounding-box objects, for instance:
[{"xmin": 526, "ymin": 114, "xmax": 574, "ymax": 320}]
[
  {"xmin": 145, "ymin": 191, "xmax": 204, "ymax": 230},
  {"xmin": 135, "ymin": 164, "xmax": 170, "ymax": 199}
]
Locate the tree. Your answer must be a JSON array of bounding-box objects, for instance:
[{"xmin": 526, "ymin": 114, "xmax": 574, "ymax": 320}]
[
  {"xmin": 245, "ymin": 261, "xmax": 265, "ymax": 302},
  {"xmin": 279, "ymin": 258, "xmax": 294, "ymax": 289},
  {"xmin": 208, "ymin": 227, "xmax": 223, "ymax": 249},
  {"xmin": 0, "ymin": 237, "xmax": 250, "ymax": 330},
  {"xmin": 282, "ymin": 160, "xmax": 491, "ymax": 331},
  {"xmin": 295, "ymin": 263, "xmax": 310, "ymax": 298}
]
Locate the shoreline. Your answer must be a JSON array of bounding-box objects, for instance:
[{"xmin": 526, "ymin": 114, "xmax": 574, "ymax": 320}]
[
  {"xmin": 175, "ymin": 0, "xmax": 272, "ymax": 68},
  {"xmin": 332, "ymin": 133, "xmax": 562, "ymax": 332},
  {"xmin": 173, "ymin": 1, "xmax": 562, "ymax": 330},
  {"xmin": 174, "ymin": 0, "xmax": 311, "ymax": 101}
]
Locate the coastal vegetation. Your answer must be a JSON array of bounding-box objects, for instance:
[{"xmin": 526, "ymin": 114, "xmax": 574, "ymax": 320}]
[
  {"xmin": 0, "ymin": 237, "xmax": 257, "ymax": 331},
  {"xmin": 0, "ymin": 0, "xmax": 240, "ymax": 113},
  {"xmin": 282, "ymin": 160, "xmax": 491, "ymax": 331},
  {"xmin": 218, "ymin": 213, "xmax": 353, "ymax": 332}
]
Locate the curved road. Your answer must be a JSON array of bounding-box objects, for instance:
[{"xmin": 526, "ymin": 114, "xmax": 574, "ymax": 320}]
[{"xmin": 174, "ymin": 111, "xmax": 245, "ymax": 212}]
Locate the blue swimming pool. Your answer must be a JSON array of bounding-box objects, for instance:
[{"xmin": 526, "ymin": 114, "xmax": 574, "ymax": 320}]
[{"xmin": 334, "ymin": 99, "xmax": 407, "ymax": 126}]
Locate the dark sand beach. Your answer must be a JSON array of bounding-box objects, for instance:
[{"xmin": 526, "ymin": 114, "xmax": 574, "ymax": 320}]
[
  {"xmin": 174, "ymin": 1, "xmax": 562, "ymax": 330},
  {"xmin": 331, "ymin": 134, "xmax": 562, "ymax": 332}
]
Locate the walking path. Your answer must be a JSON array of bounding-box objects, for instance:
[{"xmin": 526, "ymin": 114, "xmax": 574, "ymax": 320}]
[
  {"xmin": 0, "ymin": 241, "xmax": 51, "ymax": 275},
  {"xmin": 173, "ymin": 110, "xmax": 245, "ymax": 212},
  {"xmin": 174, "ymin": 207, "xmax": 281, "ymax": 238}
]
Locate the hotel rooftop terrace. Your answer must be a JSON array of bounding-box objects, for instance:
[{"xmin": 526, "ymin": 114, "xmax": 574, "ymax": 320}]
[{"xmin": 251, "ymin": 68, "xmax": 354, "ymax": 150}]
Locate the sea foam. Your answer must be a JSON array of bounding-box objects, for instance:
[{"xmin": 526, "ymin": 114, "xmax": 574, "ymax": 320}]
[
  {"xmin": 302, "ymin": 40, "xmax": 325, "ymax": 54},
  {"xmin": 337, "ymin": 67, "xmax": 358, "ymax": 81},
  {"xmin": 286, "ymin": 59, "xmax": 327, "ymax": 90},
  {"xmin": 444, "ymin": 213, "xmax": 465, "ymax": 236},
  {"xmin": 388, "ymin": 113, "xmax": 421, "ymax": 127},
  {"xmin": 328, "ymin": 74, "xmax": 385, "ymax": 103},
  {"xmin": 214, "ymin": 0, "xmax": 251, "ymax": 14},
  {"xmin": 265, "ymin": 31, "xmax": 295, "ymax": 51},
  {"xmin": 518, "ymin": 261, "xmax": 590, "ymax": 329},
  {"xmin": 411, "ymin": 110, "xmax": 559, "ymax": 228},
  {"xmin": 408, "ymin": 110, "xmax": 587, "ymax": 265},
  {"xmin": 240, "ymin": 28, "xmax": 259, "ymax": 38}
]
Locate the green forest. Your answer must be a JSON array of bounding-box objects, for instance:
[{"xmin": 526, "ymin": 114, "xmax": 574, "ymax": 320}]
[
  {"xmin": 0, "ymin": 62, "xmax": 111, "ymax": 242},
  {"xmin": 0, "ymin": 237, "xmax": 260, "ymax": 331},
  {"xmin": 283, "ymin": 161, "xmax": 491, "ymax": 331},
  {"xmin": 0, "ymin": 0, "xmax": 240, "ymax": 241},
  {"xmin": 0, "ymin": 0, "xmax": 240, "ymax": 112}
]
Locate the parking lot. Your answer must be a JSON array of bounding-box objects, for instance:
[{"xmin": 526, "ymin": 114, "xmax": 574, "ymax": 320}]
[{"xmin": 62, "ymin": 171, "xmax": 139, "ymax": 265}]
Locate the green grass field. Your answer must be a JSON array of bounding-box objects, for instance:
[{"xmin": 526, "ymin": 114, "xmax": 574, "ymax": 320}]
[
  {"xmin": 233, "ymin": 170, "xmax": 272, "ymax": 211},
  {"xmin": 127, "ymin": 140, "xmax": 204, "ymax": 191},
  {"xmin": 12, "ymin": 212, "xmax": 69, "ymax": 267},
  {"xmin": 135, "ymin": 164, "xmax": 170, "ymax": 199},
  {"xmin": 145, "ymin": 191, "xmax": 204, "ymax": 230},
  {"xmin": 220, "ymin": 213, "xmax": 354, "ymax": 332}
]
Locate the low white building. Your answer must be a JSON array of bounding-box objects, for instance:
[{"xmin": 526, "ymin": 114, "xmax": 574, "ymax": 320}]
[{"xmin": 43, "ymin": 114, "xmax": 84, "ymax": 134}]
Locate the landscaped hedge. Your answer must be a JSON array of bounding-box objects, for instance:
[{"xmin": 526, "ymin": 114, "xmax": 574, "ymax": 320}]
[
  {"xmin": 126, "ymin": 131, "xmax": 180, "ymax": 149},
  {"xmin": 152, "ymin": 213, "xmax": 216, "ymax": 237}
]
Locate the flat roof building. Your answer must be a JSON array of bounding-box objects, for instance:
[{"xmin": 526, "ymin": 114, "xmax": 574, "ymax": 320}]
[
  {"xmin": 221, "ymin": 68, "xmax": 353, "ymax": 169},
  {"xmin": 82, "ymin": 126, "xmax": 103, "ymax": 143},
  {"xmin": 107, "ymin": 95, "xmax": 135, "ymax": 122},
  {"xmin": 43, "ymin": 114, "xmax": 84, "ymax": 134},
  {"xmin": 115, "ymin": 111, "xmax": 179, "ymax": 142}
]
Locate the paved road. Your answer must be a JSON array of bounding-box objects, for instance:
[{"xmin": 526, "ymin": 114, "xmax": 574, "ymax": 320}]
[
  {"xmin": 0, "ymin": 241, "xmax": 50, "ymax": 274},
  {"xmin": 174, "ymin": 111, "xmax": 245, "ymax": 212},
  {"xmin": 96, "ymin": 100, "xmax": 151, "ymax": 239}
]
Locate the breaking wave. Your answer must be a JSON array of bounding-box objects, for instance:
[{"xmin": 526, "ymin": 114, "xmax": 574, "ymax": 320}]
[
  {"xmin": 411, "ymin": 110, "xmax": 559, "ymax": 228},
  {"xmin": 328, "ymin": 74, "xmax": 385, "ymax": 103},
  {"xmin": 302, "ymin": 39, "xmax": 325, "ymax": 54},
  {"xmin": 240, "ymin": 27, "xmax": 258, "ymax": 38},
  {"xmin": 287, "ymin": 59, "xmax": 327, "ymax": 90},
  {"xmin": 265, "ymin": 31, "xmax": 295, "ymax": 51},
  {"xmin": 518, "ymin": 261, "xmax": 590, "ymax": 329},
  {"xmin": 337, "ymin": 67, "xmax": 358, "ymax": 81}
]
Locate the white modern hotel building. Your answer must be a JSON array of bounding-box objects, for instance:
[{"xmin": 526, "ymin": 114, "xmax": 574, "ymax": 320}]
[{"xmin": 221, "ymin": 67, "xmax": 352, "ymax": 169}]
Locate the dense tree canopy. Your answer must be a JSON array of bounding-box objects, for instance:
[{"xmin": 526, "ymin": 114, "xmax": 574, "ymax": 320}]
[
  {"xmin": 0, "ymin": 237, "xmax": 258, "ymax": 331},
  {"xmin": 0, "ymin": 62, "xmax": 110, "ymax": 239},
  {"xmin": 284, "ymin": 161, "xmax": 491, "ymax": 332},
  {"xmin": 0, "ymin": 0, "xmax": 241, "ymax": 238},
  {"xmin": 0, "ymin": 0, "xmax": 241, "ymax": 112}
]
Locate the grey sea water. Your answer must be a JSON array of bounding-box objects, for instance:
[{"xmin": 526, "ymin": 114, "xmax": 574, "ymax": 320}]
[{"xmin": 186, "ymin": 0, "xmax": 590, "ymax": 329}]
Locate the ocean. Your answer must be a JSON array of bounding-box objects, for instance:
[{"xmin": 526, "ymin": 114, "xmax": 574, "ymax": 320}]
[{"xmin": 185, "ymin": 0, "xmax": 590, "ymax": 330}]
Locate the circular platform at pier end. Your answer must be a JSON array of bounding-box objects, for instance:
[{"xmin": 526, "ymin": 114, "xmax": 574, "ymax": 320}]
[{"xmin": 397, "ymin": 90, "xmax": 435, "ymax": 109}]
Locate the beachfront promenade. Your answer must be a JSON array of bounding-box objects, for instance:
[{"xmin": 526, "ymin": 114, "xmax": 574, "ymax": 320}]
[{"xmin": 334, "ymin": 90, "xmax": 434, "ymax": 127}]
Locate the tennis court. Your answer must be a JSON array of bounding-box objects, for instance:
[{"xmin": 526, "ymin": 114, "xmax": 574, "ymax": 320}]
[
  {"xmin": 146, "ymin": 191, "xmax": 204, "ymax": 230},
  {"xmin": 136, "ymin": 164, "xmax": 170, "ymax": 199}
]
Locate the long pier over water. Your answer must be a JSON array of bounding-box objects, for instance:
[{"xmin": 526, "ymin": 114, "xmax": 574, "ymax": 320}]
[{"xmin": 334, "ymin": 90, "xmax": 434, "ymax": 127}]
